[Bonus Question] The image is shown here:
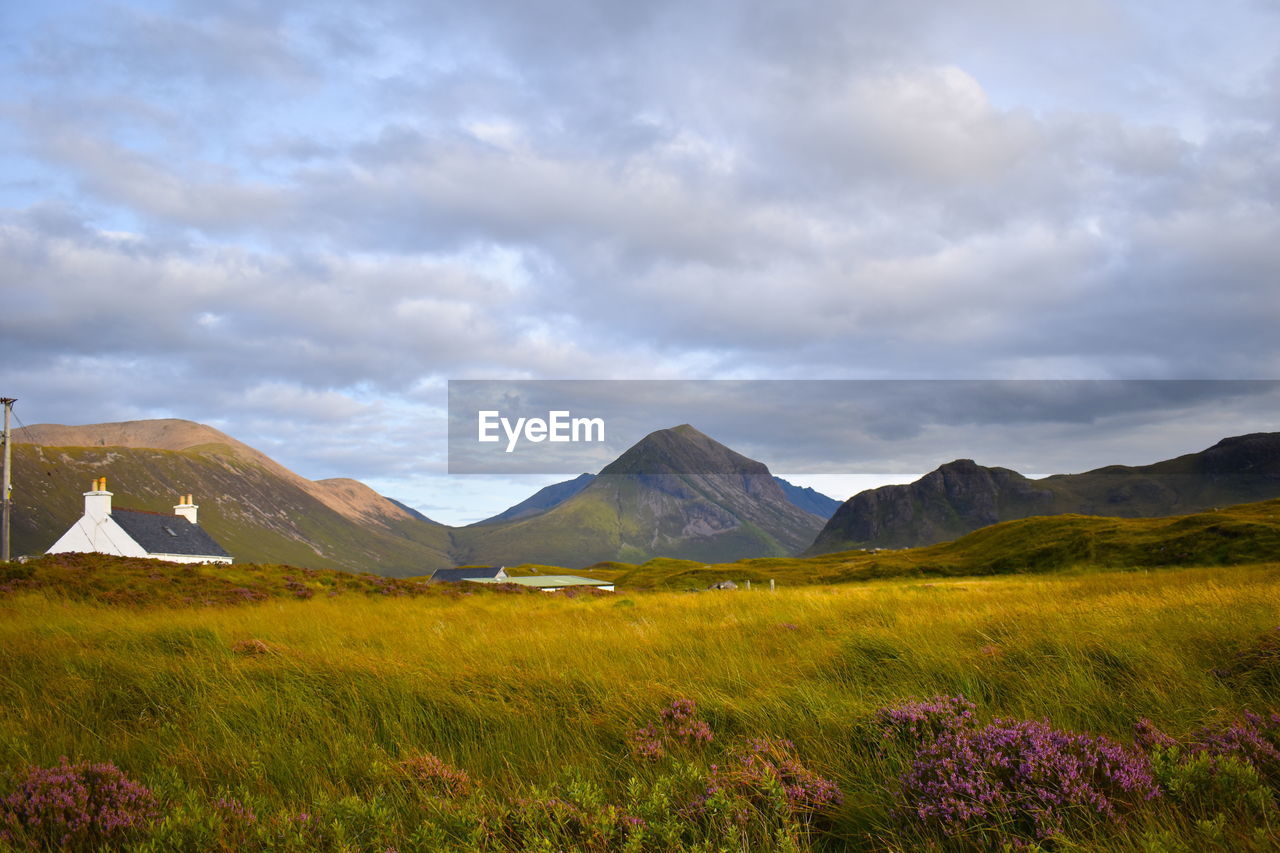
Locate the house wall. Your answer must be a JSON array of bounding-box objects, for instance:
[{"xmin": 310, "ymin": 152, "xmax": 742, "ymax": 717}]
[
  {"xmin": 536, "ymin": 583, "xmax": 615, "ymax": 593},
  {"xmin": 145, "ymin": 552, "xmax": 233, "ymax": 565},
  {"xmin": 47, "ymin": 515, "xmax": 150, "ymax": 558}
]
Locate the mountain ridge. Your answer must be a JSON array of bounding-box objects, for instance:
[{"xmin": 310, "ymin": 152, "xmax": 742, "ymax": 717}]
[
  {"xmin": 806, "ymin": 432, "xmax": 1280, "ymax": 554},
  {"xmin": 17, "ymin": 419, "xmax": 430, "ymax": 528},
  {"xmin": 10, "ymin": 419, "xmax": 826, "ymax": 573}
]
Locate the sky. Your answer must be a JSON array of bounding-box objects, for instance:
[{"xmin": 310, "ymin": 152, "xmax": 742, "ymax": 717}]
[{"xmin": 1, "ymin": 1, "xmax": 1278, "ymax": 524}]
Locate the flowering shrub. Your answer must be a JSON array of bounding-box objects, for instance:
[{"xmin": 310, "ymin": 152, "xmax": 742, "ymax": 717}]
[
  {"xmin": 1133, "ymin": 717, "xmax": 1179, "ymax": 752},
  {"xmin": 396, "ymin": 753, "xmax": 476, "ymax": 798},
  {"xmin": 213, "ymin": 795, "xmax": 257, "ymax": 824},
  {"xmin": 1138, "ymin": 712, "xmax": 1280, "ymax": 784},
  {"xmin": 660, "ymin": 699, "xmax": 714, "ymax": 748},
  {"xmin": 0, "ymin": 757, "xmax": 158, "ymax": 850},
  {"xmin": 282, "ymin": 577, "xmax": 314, "ymax": 600},
  {"xmin": 628, "ymin": 698, "xmax": 713, "ymax": 761},
  {"xmin": 875, "ymin": 695, "xmax": 976, "ymax": 747},
  {"xmin": 894, "ymin": 718, "xmax": 1159, "ymax": 844},
  {"xmin": 1137, "ymin": 711, "xmax": 1280, "ymax": 827},
  {"xmin": 1191, "ymin": 711, "xmax": 1280, "ymax": 786}
]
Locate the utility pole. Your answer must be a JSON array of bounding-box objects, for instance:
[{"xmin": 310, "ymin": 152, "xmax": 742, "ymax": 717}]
[{"xmin": 1, "ymin": 398, "xmax": 14, "ymax": 562}]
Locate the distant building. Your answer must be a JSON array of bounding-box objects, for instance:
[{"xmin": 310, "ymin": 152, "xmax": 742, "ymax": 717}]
[
  {"xmin": 469, "ymin": 574, "xmax": 615, "ymax": 593},
  {"xmin": 429, "ymin": 566, "xmax": 508, "ymax": 583},
  {"xmin": 46, "ymin": 478, "xmax": 232, "ymax": 564}
]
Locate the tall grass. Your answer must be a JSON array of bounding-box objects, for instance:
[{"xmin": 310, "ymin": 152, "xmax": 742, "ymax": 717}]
[{"xmin": 2, "ymin": 563, "xmax": 1279, "ymax": 849}]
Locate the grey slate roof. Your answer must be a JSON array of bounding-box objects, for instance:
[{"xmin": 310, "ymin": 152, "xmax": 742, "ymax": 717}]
[
  {"xmin": 430, "ymin": 566, "xmax": 506, "ymax": 582},
  {"xmin": 111, "ymin": 509, "xmax": 232, "ymax": 559}
]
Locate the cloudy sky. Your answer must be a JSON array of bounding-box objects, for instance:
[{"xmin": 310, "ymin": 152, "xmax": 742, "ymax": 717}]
[{"xmin": 2, "ymin": 1, "xmax": 1278, "ymax": 523}]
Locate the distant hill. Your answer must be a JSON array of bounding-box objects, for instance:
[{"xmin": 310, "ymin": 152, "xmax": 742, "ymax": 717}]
[
  {"xmin": 806, "ymin": 433, "xmax": 1280, "ymax": 555},
  {"xmin": 10, "ymin": 419, "xmax": 454, "ymax": 576},
  {"xmin": 449, "ymin": 425, "xmax": 826, "ymax": 568},
  {"xmin": 773, "ymin": 478, "xmax": 842, "ymax": 518},
  {"xmin": 386, "ymin": 497, "xmax": 437, "ymax": 523},
  {"xmin": 472, "ymin": 473, "xmax": 596, "ymax": 525}
]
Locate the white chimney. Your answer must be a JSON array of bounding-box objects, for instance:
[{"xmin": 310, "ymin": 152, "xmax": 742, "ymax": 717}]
[
  {"xmin": 173, "ymin": 494, "xmax": 197, "ymax": 524},
  {"xmin": 84, "ymin": 477, "xmax": 112, "ymax": 523}
]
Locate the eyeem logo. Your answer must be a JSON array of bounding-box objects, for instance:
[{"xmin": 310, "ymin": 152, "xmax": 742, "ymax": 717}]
[{"xmin": 478, "ymin": 410, "xmax": 606, "ymax": 453}]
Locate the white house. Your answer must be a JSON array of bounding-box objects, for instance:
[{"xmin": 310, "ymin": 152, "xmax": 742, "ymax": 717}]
[{"xmin": 46, "ymin": 478, "xmax": 232, "ymax": 564}]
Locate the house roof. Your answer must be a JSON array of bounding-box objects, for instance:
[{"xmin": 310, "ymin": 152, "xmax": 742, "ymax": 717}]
[
  {"xmin": 471, "ymin": 575, "xmax": 612, "ymax": 589},
  {"xmin": 111, "ymin": 509, "xmax": 232, "ymax": 559},
  {"xmin": 430, "ymin": 566, "xmax": 506, "ymax": 582}
]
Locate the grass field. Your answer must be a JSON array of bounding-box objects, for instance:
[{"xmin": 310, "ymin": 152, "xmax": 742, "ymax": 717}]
[{"xmin": 2, "ymin": 553, "xmax": 1280, "ymax": 850}]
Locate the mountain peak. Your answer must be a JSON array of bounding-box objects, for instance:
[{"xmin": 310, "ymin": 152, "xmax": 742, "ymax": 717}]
[{"xmin": 599, "ymin": 425, "xmax": 767, "ymax": 477}]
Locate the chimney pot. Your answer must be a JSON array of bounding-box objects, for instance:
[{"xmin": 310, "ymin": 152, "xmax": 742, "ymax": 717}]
[
  {"xmin": 84, "ymin": 479, "xmax": 112, "ymax": 521},
  {"xmin": 174, "ymin": 494, "xmax": 198, "ymax": 524}
]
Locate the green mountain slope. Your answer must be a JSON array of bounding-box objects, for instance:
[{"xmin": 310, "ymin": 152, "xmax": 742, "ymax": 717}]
[
  {"xmin": 450, "ymin": 425, "xmax": 826, "ymax": 568},
  {"xmin": 807, "ymin": 432, "xmax": 1280, "ymax": 554},
  {"xmin": 10, "ymin": 420, "xmax": 454, "ymax": 577}
]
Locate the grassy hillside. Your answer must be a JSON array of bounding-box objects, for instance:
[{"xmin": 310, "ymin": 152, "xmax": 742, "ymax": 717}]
[
  {"xmin": 0, "ymin": 552, "xmax": 540, "ymax": 607},
  {"xmin": 607, "ymin": 497, "xmax": 1280, "ymax": 590},
  {"xmin": 2, "ymin": 560, "xmax": 1280, "ymax": 850},
  {"xmin": 10, "ymin": 443, "xmax": 455, "ymax": 576}
]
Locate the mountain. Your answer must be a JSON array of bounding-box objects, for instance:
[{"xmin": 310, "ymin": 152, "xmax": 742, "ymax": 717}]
[
  {"xmin": 473, "ymin": 473, "xmax": 596, "ymax": 525},
  {"xmin": 449, "ymin": 425, "xmax": 826, "ymax": 568},
  {"xmin": 773, "ymin": 478, "xmax": 842, "ymax": 519},
  {"xmin": 806, "ymin": 432, "xmax": 1280, "ymax": 555},
  {"xmin": 10, "ymin": 418, "xmax": 827, "ymax": 574},
  {"xmin": 386, "ymin": 497, "xmax": 437, "ymax": 523},
  {"xmin": 474, "ymin": 472, "xmax": 840, "ymax": 524},
  {"xmin": 9, "ymin": 419, "xmax": 454, "ymax": 576}
]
